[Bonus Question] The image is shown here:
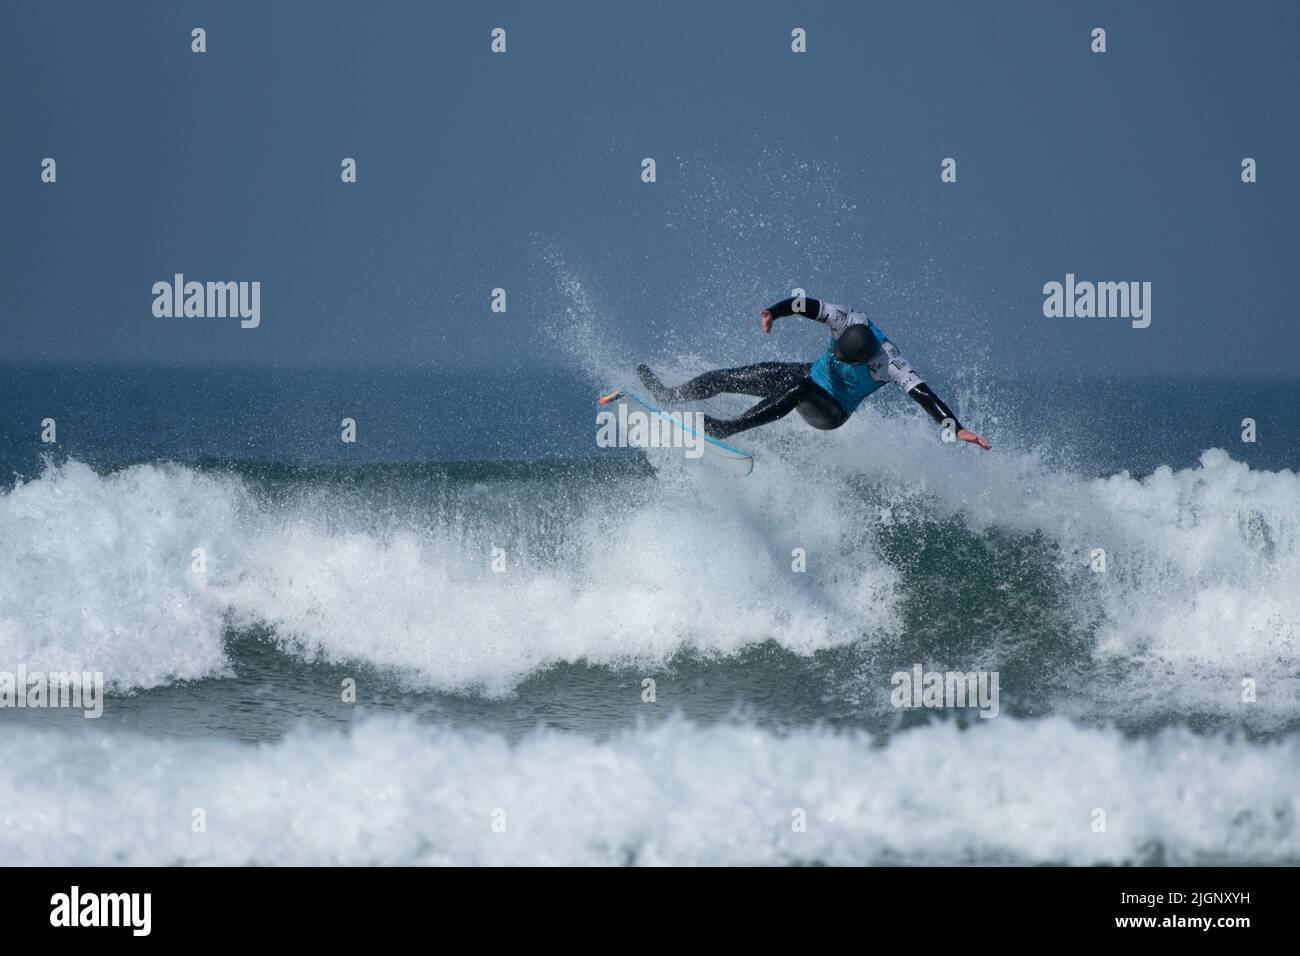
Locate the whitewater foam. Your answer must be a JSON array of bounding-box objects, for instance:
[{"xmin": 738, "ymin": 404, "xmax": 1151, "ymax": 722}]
[
  {"xmin": 1, "ymin": 715, "xmax": 1295, "ymax": 865},
  {"xmin": 1, "ymin": 427, "xmax": 1296, "ymax": 723},
  {"xmin": 0, "ymin": 458, "xmax": 902, "ymax": 695},
  {"xmin": 0, "ymin": 461, "xmax": 237, "ymax": 690}
]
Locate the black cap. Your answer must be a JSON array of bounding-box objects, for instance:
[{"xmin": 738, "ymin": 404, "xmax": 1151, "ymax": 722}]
[{"xmin": 833, "ymin": 324, "xmax": 880, "ymax": 364}]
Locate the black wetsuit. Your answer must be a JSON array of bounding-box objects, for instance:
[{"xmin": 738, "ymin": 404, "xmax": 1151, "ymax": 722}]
[{"xmin": 639, "ymin": 296, "xmax": 965, "ymax": 440}]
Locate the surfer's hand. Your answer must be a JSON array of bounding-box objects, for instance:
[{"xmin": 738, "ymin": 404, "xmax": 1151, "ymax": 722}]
[
  {"xmin": 957, "ymin": 429, "xmax": 992, "ymax": 450},
  {"xmin": 760, "ymin": 310, "xmax": 774, "ymax": 333}
]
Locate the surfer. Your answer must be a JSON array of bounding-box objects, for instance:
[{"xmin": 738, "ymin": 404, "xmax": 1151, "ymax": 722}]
[{"xmin": 637, "ymin": 295, "xmax": 992, "ymax": 448}]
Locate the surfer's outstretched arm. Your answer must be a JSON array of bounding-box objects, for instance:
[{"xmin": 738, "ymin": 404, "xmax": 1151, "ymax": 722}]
[
  {"xmin": 760, "ymin": 296, "xmax": 826, "ymax": 332},
  {"xmin": 906, "ymin": 381, "xmax": 991, "ymax": 449},
  {"xmin": 762, "ymin": 297, "xmax": 867, "ymax": 334},
  {"xmin": 763, "ymin": 296, "xmax": 823, "ymax": 319}
]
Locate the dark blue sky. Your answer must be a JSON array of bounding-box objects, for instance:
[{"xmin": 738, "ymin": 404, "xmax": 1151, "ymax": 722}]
[{"xmin": 2, "ymin": 1, "xmax": 1296, "ymax": 378}]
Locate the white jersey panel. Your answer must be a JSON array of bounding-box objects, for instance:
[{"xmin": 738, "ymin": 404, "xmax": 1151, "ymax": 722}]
[{"xmin": 867, "ymin": 340, "xmax": 923, "ymax": 394}]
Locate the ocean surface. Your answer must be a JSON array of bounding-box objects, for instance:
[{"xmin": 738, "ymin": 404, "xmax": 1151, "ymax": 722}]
[{"xmin": 2, "ymin": 361, "xmax": 1298, "ymax": 865}]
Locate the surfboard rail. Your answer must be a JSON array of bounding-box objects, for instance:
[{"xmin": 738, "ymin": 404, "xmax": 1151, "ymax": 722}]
[{"xmin": 598, "ymin": 388, "xmax": 754, "ymax": 476}]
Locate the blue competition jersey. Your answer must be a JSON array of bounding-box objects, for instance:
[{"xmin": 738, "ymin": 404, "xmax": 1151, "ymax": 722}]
[{"xmin": 809, "ymin": 319, "xmax": 891, "ymax": 412}]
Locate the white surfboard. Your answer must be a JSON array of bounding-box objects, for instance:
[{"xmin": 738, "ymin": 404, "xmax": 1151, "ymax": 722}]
[{"xmin": 598, "ymin": 388, "xmax": 754, "ymax": 476}]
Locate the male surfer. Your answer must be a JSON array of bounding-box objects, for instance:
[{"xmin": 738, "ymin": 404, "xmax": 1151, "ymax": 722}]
[{"xmin": 637, "ymin": 295, "xmax": 991, "ymax": 448}]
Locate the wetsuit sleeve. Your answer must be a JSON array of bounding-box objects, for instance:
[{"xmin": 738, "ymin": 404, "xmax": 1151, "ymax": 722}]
[
  {"xmin": 908, "ymin": 382, "xmax": 964, "ymax": 431},
  {"xmin": 866, "ymin": 341, "xmax": 963, "ymax": 430},
  {"xmin": 766, "ymin": 296, "xmax": 824, "ymax": 321}
]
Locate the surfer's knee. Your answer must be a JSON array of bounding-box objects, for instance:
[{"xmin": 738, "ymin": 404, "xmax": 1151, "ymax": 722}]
[
  {"xmin": 807, "ymin": 416, "xmax": 846, "ymax": 431},
  {"xmin": 794, "ymin": 382, "xmax": 849, "ymax": 430},
  {"xmin": 801, "ymin": 413, "xmax": 846, "ymax": 431}
]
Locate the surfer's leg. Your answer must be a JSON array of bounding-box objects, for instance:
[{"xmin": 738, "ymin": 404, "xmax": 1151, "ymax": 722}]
[
  {"xmin": 638, "ymin": 363, "xmax": 810, "ymax": 403},
  {"xmin": 705, "ymin": 377, "xmax": 844, "ymax": 439},
  {"xmin": 793, "ymin": 384, "xmax": 851, "ymax": 430}
]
